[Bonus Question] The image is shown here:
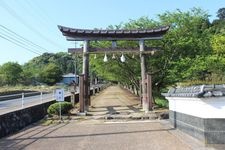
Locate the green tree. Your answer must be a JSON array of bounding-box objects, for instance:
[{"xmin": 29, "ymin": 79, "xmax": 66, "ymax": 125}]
[
  {"xmin": 39, "ymin": 63, "xmax": 63, "ymax": 85},
  {"xmin": 91, "ymin": 8, "xmax": 212, "ymax": 91},
  {"xmin": 217, "ymin": 8, "xmax": 225, "ymax": 20},
  {"xmin": 156, "ymin": 8, "xmax": 212, "ymax": 87},
  {"xmin": 210, "ymin": 8, "xmax": 225, "ymax": 34},
  {"xmin": 20, "ymin": 68, "xmax": 35, "ymax": 85},
  {"xmin": 0, "ymin": 62, "xmax": 23, "ymax": 85},
  {"xmin": 22, "ymin": 52, "xmax": 82, "ymax": 85},
  {"xmin": 169, "ymin": 55, "xmax": 225, "ymax": 84},
  {"xmin": 211, "ymin": 34, "xmax": 225, "ymax": 55},
  {"xmin": 25, "ymin": 52, "xmax": 81, "ymax": 73}
]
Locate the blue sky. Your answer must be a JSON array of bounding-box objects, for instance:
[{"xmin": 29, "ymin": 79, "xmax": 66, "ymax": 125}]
[{"xmin": 0, "ymin": 0, "xmax": 224, "ymax": 65}]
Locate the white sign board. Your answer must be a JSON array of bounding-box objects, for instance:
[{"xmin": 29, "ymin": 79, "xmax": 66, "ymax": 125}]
[{"xmin": 55, "ymin": 89, "xmax": 64, "ymax": 102}]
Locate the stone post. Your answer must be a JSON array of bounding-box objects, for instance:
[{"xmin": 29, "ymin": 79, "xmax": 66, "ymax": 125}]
[
  {"xmin": 83, "ymin": 40, "xmax": 90, "ymax": 109},
  {"xmin": 140, "ymin": 40, "xmax": 149, "ymax": 112}
]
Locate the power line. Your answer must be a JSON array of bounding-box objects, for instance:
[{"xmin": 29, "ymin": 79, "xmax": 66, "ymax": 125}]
[
  {"xmin": 0, "ymin": 30, "xmax": 42, "ymax": 55},
  {"xmin": 0, "ymin": 1, "xmax": 65, "ymax": 50},
  {"xmin": 0, "ymin": 34, "xmax": 41, "ymax": 55},
  {"xmin": 0, "ymin": 29, "xmax": 43, "ymax": 54},
  {"xmin": 25, "ymin": 0, "xmax": 58, "ymax": 26},
  {"xmin": 0, "ymin": 25, "xmax": 51, "ymax": 53},
  {"xmin": 18, "ymin": 1, "xmax": 60, "ymax": 39}
]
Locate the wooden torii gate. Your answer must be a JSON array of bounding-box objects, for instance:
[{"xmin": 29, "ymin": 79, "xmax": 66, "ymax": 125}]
[{"xmin": 58, "ymin": 25, "xmax": 169, "ymax": 113}]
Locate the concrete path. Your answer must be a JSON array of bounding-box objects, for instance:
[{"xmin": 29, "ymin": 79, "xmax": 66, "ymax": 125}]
[
  {"xmin": 88, "ymin": 86, "xmax": 141, "ymax": 118},
  {"xmin": 0, "ymin": 120, "xmax": 192, "ymax": 150},
  {"xmin": 0, "ymin": 86, "xmax": 223, "ymax": 150}
]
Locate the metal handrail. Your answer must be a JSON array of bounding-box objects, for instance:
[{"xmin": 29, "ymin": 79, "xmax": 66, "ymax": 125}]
[{"xmin": 0, "ymin": 91, "xmax": 53, "ymax": 99}]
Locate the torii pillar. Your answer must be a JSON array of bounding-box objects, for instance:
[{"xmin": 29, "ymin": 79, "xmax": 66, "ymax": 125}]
[
  {"xmin": 83, "ymin": 40, "xmax": 90, "ymax": 111},
  {"xmin": 139, "ymin": 40, "xmax": 150, "ymax": 112}
]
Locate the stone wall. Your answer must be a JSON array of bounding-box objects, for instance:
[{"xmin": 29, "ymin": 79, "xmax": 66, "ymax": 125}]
[
  {"xmin": 164, "ymin": 84, "xmax": 225, "ymax": 144},
  {"xmin": 0, "ymin": 100, "xmax": 55, "ymax": 138},
  {"xmin": 169, "ymin": 111, "xmax": 205, "ymax": 142},
  {"xmin": 169, "ymin": 110, "xmax": 225, "ymax": 144}
]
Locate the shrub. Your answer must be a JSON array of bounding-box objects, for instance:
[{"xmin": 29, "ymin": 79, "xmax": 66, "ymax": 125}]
[
  {"xmin": 153, "ymin": 90, "xmax": 169, "ymax": 108},
  {"xmin": 47, "ymin": 102, "xmax": 73, "ymax": 115},
  {"xmin": 155, "ymin": 98, "xmax": 169, "ymax": 108}
]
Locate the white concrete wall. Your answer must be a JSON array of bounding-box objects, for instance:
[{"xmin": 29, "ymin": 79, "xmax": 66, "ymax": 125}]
[{"xmin": 167, "ymin": 97, "xmax": 225, "ymax": 118}]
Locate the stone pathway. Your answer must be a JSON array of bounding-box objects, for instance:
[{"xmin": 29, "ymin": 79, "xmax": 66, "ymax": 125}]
[{"xmin": 89, "ymin": 86, "xmax": 142, "ymax": 118}]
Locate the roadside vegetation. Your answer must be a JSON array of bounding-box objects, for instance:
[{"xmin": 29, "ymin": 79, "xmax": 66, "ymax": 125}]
[{"xmin": 0, "ymin": 85, "xmax": 68, "ymax": 96}]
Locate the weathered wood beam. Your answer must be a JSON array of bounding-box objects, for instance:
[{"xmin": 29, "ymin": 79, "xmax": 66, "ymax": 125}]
[
  {"xmin": 68, "ymin": 47, "xmax": 161, "ymax": 54},
  {"xmin": 147, "ymin": 74, "xmax": 153, "ymax": 111},
  {"xmin": 79, "ymin": 74, "xmax": 85, "ymax": 112}
]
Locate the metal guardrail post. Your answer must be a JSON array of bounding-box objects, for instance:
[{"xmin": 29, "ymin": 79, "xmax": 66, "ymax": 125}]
[
  {"xmin": 40, "ymin": 92, "xmax": 43, "ymax": 103},
  {"xmin": 52, "ymin": 90, "xmax": 55, "ymax": 99},
  {"xmin": 21, "ymin": 93, "xmax": 24, "ymax": 108},
  {"xmin": 97, "ymin": 86, "xmax": 99, "ymax": 93},
  {"xmin": 71, "ymin": 93, "xmax": 75, "ymax": 106},
  {"xmin": 93, "ymin": 86, "xmax": 95, "ymax": 95}
]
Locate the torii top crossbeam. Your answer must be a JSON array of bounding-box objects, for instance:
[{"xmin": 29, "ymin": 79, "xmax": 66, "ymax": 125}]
[{"xmin": 58, "ymin": 25, "xmax": 170, "ymax": 41}]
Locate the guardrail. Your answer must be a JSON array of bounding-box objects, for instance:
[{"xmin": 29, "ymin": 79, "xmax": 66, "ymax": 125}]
[
  {"xmin": 0, "ymin": 91, "xmax": 50, "ymax": 101},
  {"xmin": 0, "ymin": 89, "xmax": 71, "ymax": 115}
]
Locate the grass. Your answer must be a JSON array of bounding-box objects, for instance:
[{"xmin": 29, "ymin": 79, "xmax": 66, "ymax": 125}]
[
  {"xmin": 178, "ymin": 80, "xmax": 225, "ymax": 87},
  {"xmin": 40, "ymin": 119, "xmax": 54, "ymax": 126},
  {"xmin": 0, "ymin": 84, "xmax": 69, "ymax": 96},
  {"xmin": 40, "ymin": 115, "xmax": 72, "ymax": 126},
  {"xmin": 0, "ymin": 85, "xmax": 53, "ymax": 92}
]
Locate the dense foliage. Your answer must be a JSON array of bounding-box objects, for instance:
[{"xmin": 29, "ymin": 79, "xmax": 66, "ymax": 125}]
[
  {"xmin": 0, "ymin": 62, "xmax": 23, "ymax": 85},
  {"xmin": 39, "ymin": 63, "xmax": 63, "ymax": 85},
  {"xmin": 90, "ymin": 8, "xmax": 225, "ymax": 94}
]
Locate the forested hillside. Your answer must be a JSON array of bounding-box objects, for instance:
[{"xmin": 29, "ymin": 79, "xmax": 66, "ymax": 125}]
[{"xmin": 0, "ymin": 52, "xmax": 82, "ymax": 85}]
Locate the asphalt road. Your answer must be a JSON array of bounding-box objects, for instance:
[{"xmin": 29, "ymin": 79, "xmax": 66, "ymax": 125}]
[{"xmin": 0, "ymin": 91, "xmax": 71, "ymax": 115}]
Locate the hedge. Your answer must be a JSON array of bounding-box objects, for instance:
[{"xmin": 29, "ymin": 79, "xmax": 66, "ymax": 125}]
[{"xmin": 47, "ymin": 102, "xmax": 73, "ymax": 115}]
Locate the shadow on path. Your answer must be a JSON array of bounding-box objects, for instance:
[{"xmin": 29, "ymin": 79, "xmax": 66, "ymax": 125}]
[
  {"xmin": 89, "ymin": 86, "xmax": 142, "ymax": 118},
  {"xmin": 0, "ymin": 123, "xmax": 69, "ymax": 150},
  {"xmin": 2, "ymin": 128, "xmax": 175, "ymax": 141}
]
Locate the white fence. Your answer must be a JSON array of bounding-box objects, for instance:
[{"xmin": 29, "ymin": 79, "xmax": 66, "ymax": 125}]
[{"xmin": 0, "ymin": 90, "xmax": 71, "ymax": 115}]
